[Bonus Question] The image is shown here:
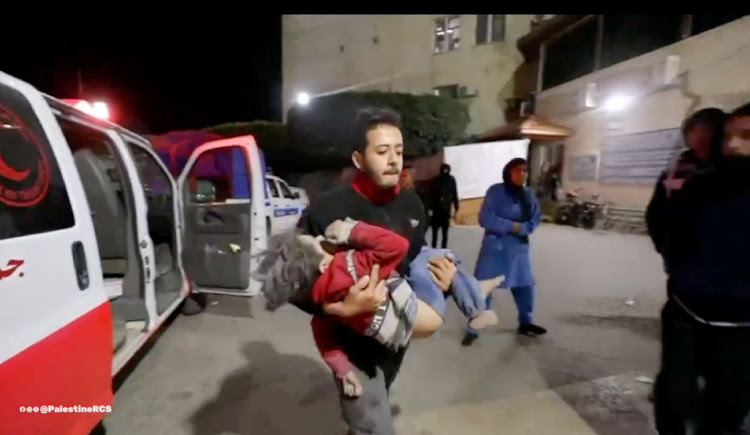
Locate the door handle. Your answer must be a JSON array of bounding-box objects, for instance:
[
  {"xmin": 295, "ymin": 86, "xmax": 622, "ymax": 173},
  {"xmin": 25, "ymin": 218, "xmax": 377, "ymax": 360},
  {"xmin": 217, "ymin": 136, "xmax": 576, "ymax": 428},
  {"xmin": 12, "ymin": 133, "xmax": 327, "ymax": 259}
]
[
  {"xmin": 71, "ymin": 241, "xmax": 90, "ymax": 290},
  {"xmin": 201, "ymin": 210, "xmax": 224, "ymax": 224}
]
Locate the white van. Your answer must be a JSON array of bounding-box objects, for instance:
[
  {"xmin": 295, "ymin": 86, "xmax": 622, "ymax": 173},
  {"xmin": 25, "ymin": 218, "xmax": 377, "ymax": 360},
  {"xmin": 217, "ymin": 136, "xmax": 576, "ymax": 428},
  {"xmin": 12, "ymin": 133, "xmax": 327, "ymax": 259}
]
[
  {"xmin": 0, "ymin": 70, "xmax": 268, "ymax": 434},
  {"xmin": 264, "ymin": 174, "xmax": 308, "ymax": 235}
]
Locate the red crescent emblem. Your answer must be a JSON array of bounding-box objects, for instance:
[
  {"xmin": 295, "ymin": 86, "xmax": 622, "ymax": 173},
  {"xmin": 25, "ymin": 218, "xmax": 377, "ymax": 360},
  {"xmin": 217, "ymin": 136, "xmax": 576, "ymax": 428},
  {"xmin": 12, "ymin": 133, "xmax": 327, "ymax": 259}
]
[{"xmin": 0, "ymin": 154, "xmax": 30, "ymax": 182}]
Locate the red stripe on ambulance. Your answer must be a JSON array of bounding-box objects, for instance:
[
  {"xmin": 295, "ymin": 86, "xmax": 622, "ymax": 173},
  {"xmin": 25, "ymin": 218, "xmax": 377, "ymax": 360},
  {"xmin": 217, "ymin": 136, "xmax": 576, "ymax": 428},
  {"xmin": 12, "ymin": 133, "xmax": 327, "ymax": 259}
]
[{"xmin": 0, "ymin": 302, "xmax": 113, "ymax": 435}]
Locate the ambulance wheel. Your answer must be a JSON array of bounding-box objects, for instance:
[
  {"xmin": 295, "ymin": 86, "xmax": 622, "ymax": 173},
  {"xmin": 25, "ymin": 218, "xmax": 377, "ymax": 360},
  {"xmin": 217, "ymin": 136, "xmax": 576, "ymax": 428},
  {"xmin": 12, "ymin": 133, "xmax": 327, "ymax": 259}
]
[{"xmin": 181, "ymin": 291, "xmax": 207, "ymax": 316}]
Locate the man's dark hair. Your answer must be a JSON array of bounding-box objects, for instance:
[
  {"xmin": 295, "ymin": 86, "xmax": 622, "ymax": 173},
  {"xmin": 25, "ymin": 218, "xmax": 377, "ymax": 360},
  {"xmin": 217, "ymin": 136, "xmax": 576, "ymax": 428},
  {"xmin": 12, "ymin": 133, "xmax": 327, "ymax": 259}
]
[
  {"xmin": 682, "ymin": 107, "xmax": 727, "ymax": 164},
  {"xmin": 729, "ymin": 101, "xmax": 750, "ymax": 118},
  {"xmin": 352, "ymin": 107, "xmax": 402, "ymax": 153},
  {"xmin": 682, "ymin": 107, "xmax": 726, "ymax": 137}
]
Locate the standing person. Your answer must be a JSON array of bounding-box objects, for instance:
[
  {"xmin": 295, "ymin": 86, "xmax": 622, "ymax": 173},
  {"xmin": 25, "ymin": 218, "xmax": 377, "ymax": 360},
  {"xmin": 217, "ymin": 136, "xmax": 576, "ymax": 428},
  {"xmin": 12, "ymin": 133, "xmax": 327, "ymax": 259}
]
[
  {"xmin": 654, "ymin": 102, "xmax": 750, "ymax": 435},
  {"xmin": 297, "ymin": 107, "xmax": 458, "ymax": 435},
  {"xmin": 429, "ymin": 163, "xmax": 459, "ymax": 248},
  {"xmin": 646, "ymin": 107, "xmax": 727, "ymax": 258},
  {"xmin": 645, "ymin": 107, "xmax": 726, "ymax": 403},
  {"xmin": 461, "ymin": 158, "xmax": 546, "ymax": 346}
]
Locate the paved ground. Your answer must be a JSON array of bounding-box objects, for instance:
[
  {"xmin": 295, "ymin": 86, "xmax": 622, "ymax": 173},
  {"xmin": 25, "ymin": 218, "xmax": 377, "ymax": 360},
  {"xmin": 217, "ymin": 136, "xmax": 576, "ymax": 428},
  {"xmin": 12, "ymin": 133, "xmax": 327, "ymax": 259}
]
[{"xmin": 105, "ymin": 224, "xmax": 668, "ymax": 435}]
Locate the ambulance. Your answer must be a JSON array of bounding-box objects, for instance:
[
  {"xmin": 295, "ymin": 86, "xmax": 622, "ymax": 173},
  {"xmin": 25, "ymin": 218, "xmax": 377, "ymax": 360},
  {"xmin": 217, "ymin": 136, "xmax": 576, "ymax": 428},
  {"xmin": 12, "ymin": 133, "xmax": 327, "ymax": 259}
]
[
  {"xmin": 264, "ymin": 173, "xmax": 308, "ymax": 235},
  {"xmin": 0, "ymin": 69, "xmax": 269, "ymax": 434},
  {"xmin": 148, "ymin": 132, "xmax": 308, "ymax": 237}
]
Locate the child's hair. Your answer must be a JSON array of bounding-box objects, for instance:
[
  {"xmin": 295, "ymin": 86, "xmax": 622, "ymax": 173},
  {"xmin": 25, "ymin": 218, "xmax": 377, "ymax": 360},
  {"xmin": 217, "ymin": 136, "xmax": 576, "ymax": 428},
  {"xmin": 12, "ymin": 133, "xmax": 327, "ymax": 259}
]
[{"xmin": 253, "ymin": 230, "xmax": 325, "ymax": 311}]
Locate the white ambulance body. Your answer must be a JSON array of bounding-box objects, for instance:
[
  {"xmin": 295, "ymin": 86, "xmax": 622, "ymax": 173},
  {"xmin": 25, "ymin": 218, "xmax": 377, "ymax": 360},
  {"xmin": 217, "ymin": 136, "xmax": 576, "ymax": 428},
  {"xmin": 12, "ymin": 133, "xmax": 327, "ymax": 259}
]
[
  {"xmin": 264, "ymin": 174, "xmax": 308, "ymax": 235},
  {"xmin": 0, "ymin": 69, "xmax": 268, "ymax": 434}
]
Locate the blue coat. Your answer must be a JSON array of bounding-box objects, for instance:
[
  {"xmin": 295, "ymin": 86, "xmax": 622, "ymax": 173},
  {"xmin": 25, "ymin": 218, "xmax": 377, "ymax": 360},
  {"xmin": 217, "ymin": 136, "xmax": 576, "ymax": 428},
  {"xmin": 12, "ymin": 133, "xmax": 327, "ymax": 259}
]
[{"xmin": 474, "ymin": 183, "xmax": 541, "ymax": 288}]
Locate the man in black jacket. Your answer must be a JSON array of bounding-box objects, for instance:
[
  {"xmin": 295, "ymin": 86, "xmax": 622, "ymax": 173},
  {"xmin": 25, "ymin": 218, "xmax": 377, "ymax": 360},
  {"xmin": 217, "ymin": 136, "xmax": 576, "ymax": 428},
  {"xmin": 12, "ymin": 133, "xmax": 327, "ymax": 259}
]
[
  {"xmin": 654, "ymin": 102, "xmax": 750, "ymax": 435},
  {"xmin": 645, "ymin": 108, "xmax": 726, "ymax": 403},
  {"xmin": 297, "ymin": 107, "xmax": 457, "ymax": 435},
  {"xmin": 646, "ymin": 108, "xmax": 726, "ymax": 259},
  {"xmin": 429, "ymin": 164, "xmax": 459, "ymax": 248}
]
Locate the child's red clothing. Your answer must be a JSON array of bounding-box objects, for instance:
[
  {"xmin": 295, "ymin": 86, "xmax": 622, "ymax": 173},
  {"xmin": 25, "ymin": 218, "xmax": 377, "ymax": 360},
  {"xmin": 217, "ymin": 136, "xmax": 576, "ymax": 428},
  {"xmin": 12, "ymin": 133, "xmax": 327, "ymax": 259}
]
[{"xmin": 310, "ymin": 220, "xmax": 409, "ymax": 378}]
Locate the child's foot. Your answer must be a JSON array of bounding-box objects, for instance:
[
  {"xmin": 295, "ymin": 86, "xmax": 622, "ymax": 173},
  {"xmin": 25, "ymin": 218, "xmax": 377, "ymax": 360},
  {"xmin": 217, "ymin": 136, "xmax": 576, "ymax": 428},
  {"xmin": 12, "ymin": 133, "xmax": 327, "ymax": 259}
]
[
  {"xmin": 468, "ymin": 310, "xmax": 499, "ymax": 330},
  {"xmin": 479, "ymin": 275, "xmax": 505, "ymax": 298}
]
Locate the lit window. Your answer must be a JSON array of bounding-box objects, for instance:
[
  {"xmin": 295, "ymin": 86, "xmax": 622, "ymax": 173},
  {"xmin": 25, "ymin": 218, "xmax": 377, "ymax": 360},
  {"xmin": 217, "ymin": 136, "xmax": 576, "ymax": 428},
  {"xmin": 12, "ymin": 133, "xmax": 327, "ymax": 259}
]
[
  {"xmin": 476, "ymin": 15, "xmax": 505, "ymax": 44},
  {"xmin": 433, "ymin": 85, "xmax": 460, "ymax": 98},
  {"xmin": 434, "ymin": 15, "xmax": 461, "ymax": 54}
]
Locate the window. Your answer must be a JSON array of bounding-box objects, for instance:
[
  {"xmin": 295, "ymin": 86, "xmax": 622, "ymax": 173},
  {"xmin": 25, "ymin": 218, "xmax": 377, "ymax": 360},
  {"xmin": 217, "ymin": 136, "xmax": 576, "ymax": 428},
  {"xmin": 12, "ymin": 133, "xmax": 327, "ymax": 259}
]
[
  {"xmin": 186, "ymin": 147, "xmax": 249, "ymax": 204},
  {"xmin": 476, "ymin": 15, "xmax": 505, "ymax": 44},
  {"xmin": 278, "ymin": 180, "xmax": 296, "ymax": 199},
  {"xmin": 434, "ymin": 15, "xmax": 461, "ymax": 54},
  {"xmin": 433, "ymin": 85, "xmax": 460, "ymax": 98},
  {"xmin": 267, "ymin": 178, "xmax": 280, "ymax": 198},
  {"xmin": 600, "ymin": 15, "xmax": 682, "ymax": 69},
  {"xmin": 0, "ymin": 84, "xmax": 75, "ymax": 240},
  {"xmin": 542, "ymin": 18, "xmax": 598, "ymax": 90},
  {"xmin": 128, "ymin": 143, "xmax": 172, "ymax": 197}
]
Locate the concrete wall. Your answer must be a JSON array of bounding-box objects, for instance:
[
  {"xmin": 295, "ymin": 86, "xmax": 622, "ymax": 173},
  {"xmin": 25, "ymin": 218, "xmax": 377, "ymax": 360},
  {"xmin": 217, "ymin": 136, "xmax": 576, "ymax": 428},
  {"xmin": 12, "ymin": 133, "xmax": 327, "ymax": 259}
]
[
  {"xmin": 282, "ymin": 15, "xmax": 534, "ymax": 135},
  {"xmin": 534, "ymin": 16, "xmax": 750, "ymax": 208}
]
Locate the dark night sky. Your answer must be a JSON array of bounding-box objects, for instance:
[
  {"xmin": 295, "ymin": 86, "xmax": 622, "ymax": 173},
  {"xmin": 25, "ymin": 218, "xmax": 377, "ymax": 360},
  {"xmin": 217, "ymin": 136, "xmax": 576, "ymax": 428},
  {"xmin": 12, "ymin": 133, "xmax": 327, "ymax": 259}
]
[{"xmin": 1, "ymin": 16, "xmax": 282, "ymax": 134}]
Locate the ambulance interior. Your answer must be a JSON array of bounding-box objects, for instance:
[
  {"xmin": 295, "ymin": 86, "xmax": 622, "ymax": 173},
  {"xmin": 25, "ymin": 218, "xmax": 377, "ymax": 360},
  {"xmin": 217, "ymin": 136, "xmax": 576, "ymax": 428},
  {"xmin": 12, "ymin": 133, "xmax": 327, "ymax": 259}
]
[
  {"xmin": 57, "ymin": 116, "xmax": 143, "ymax": 353},
  {"xmin": 58, "ymin": 118, "xmax": 184, "ymax": 356}
]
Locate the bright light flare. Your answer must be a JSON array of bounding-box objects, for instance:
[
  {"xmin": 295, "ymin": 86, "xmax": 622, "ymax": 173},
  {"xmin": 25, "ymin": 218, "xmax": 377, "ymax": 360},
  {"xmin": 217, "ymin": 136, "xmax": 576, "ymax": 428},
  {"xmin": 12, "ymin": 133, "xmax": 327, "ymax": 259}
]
[
  {"xmin": 62, "ymin": 99, "xmax": 111, "ymax": 120},
  {"xmin": 296, "ymin": 92, "xmax": 310, "ymax": 106},
  {"xmin": 603, "ymin": 94, "xmax": 633, "ymax": 112}
]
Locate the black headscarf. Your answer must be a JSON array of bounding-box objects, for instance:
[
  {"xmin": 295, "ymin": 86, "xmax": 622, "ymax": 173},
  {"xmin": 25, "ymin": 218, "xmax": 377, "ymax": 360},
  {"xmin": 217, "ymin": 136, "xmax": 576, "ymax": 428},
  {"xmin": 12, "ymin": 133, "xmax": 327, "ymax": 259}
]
[{"xmin": 503, "ymin": 158, "xmax": 531, "ymax": 243}]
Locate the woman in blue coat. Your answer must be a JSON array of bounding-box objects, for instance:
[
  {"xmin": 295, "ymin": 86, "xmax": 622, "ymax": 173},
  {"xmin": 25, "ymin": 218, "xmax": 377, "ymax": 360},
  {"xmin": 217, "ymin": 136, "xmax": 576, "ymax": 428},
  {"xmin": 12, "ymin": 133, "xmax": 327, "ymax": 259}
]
[{"xmin": 462, "ymin": 158, "xmax": 547, "ymax": 346}]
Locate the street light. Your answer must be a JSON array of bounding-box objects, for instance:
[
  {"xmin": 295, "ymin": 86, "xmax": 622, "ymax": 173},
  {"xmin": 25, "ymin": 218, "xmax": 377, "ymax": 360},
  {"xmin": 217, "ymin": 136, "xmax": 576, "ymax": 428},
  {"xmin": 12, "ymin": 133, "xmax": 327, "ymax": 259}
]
[{"xmin": 296, "ymin": 92, "xmax": 311, "ymax": 106}]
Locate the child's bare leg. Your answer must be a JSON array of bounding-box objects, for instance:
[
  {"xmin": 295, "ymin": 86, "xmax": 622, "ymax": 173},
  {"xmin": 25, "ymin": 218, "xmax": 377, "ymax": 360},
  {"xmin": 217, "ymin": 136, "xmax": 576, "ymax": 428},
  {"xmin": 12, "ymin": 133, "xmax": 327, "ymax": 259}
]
[
  {"xmin": 478, "ymin": 275, "xmax": 505, "ymax": 299},
  {"xmin": 467, "ymin": 275, "xmax": 503, "ymax": 330},
  {"xmin": 412, "ymin": 299, "xmax": 444, "ymax": 338},
  {"xmin": 468, "ymin": 310, "xmax": 498, "ymax": 330}
]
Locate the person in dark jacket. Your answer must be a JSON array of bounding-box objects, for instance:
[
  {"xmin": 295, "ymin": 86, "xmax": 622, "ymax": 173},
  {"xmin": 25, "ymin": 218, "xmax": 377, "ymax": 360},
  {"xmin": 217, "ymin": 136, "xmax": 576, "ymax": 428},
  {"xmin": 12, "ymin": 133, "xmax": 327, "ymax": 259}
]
[
  {"xmin": 297, "ymin": 107, "xmax": 458, "ymax": 435},
  {"xmin": 646, "ymin": 108, "xmax": 727, "ymax": 259},
  {"xmin": 646, "ymin": 108, "xmax": 727, "ymax": 403},
  {"xmin": 429, "ymin": 163, "xmax": 459, "ymax": 248},
  {"xmin": 654, "ymin": 102, "xmax": 750, "ymax": 435}
]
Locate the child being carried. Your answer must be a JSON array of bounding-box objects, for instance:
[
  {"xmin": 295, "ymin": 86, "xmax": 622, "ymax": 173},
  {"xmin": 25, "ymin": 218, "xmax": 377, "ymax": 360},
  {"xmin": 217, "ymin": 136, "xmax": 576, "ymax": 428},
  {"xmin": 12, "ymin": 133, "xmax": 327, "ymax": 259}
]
[{"xmin": 255, "ymin": 219, "xmax": 504, "ymax": 397}]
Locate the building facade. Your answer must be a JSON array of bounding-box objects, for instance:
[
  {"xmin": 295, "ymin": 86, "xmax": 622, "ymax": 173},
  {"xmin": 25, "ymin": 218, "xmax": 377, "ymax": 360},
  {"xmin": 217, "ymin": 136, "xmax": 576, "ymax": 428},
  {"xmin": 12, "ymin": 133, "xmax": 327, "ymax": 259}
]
[
  {"xmin": 524, "ymin": 14, "xmax": 750, "ymax": 208},
  {"xmin": 282, "ymin": 14, "xmax": 544, "ymax": 135}
]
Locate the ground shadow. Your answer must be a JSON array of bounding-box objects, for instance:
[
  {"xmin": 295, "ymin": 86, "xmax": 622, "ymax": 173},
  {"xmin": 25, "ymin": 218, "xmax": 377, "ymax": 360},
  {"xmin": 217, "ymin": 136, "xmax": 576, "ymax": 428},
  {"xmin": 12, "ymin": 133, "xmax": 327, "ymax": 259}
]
[
  {"xmin": 200, "ymin": 294, "xmax": 255, "ymax": 319},
  {"xmin": 189, "ymin": 341, "xmax": 345, "ymax": 435}
]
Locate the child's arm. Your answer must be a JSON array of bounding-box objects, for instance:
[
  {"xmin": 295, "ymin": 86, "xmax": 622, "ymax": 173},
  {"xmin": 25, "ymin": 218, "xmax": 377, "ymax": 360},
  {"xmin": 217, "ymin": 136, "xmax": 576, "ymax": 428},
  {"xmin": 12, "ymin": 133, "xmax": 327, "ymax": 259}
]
[
  {"xmin": 310, "ymin": 314, "xmax": 354, "ymax": 379},
  {"xmin": 326, "ymin": 219, "xmax": 409, "ymax": 278}
]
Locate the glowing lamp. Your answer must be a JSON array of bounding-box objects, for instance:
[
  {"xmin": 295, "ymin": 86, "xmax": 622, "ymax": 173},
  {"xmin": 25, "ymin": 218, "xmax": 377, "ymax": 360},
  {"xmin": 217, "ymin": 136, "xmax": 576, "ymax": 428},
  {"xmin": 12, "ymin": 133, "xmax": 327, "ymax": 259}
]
[
  {"xmin": 61, "ymin": 99, "xmax": 111, "ymax": 120},
  {"xmin": 296, "ymin": 92, "xmax": 310, "ymax": 106}
]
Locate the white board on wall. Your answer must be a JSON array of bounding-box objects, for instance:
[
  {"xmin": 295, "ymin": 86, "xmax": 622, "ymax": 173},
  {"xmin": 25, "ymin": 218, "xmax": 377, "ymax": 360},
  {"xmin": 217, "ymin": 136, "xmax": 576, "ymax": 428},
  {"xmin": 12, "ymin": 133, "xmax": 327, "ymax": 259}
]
[{"xmin": 443, "ymin": 139, "xmax": 530, "ymax": 200}]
